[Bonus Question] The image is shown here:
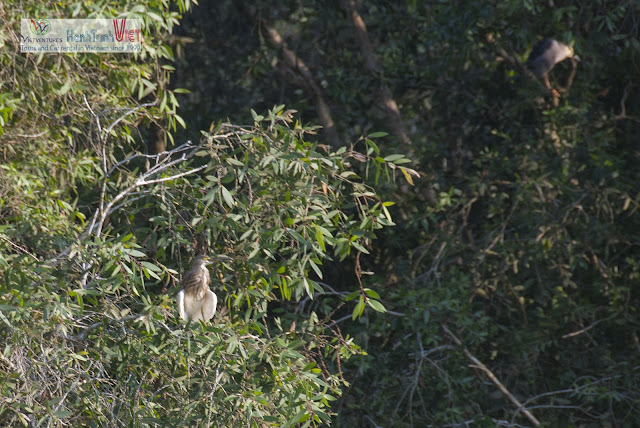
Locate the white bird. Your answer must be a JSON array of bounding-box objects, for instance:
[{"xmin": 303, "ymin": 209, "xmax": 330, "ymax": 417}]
[{"xmin": 176, "ymin": 255, "xmax": 217, "ymax": 323}]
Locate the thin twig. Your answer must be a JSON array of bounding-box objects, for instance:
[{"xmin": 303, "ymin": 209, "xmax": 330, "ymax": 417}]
[
  {"xmin": 562, "ymin": 320, "xmax": 601, "ymax": 339},
  {"xmin": 106, "ymin": 140, "xmax": 195, "ymax": 176},
  {"xmin": 103, "ymin": 101, "xmax": 157, "ymax": 136},
  {"xmin": 15, "ymin": 130, "xmax": 48, "ymax": 138},
  {"xmin": 0, "ymin": 235, "xmax": 40, "ymax": 261}
]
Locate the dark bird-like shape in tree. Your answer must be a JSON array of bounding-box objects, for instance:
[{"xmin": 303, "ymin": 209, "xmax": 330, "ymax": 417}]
[
  {"xmin": 526, "ymin": 38, "xmax": 580, "ymax": 91},
  {"xmin": 176, "ymin": 255, "xmax": 217, "ymax": 323}
]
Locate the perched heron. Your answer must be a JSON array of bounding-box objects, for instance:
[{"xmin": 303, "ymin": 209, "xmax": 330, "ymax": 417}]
[
  {"xmin": 526, "ymin": 38, "xmax": 580, "ymax": 91},
  {"xmin": 176, "ymin": 255, "xmax": 217, "ymax": 323}
]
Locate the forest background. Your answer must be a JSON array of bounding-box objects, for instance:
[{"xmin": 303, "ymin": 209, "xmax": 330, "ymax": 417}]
[{"xmin": 1, "ymin": 0, "xmax": 639, "ymax": 427}]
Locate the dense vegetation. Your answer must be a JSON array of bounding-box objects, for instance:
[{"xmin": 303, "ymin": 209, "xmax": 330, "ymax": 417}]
[{"xmin": 1, "ymin": 0, "xmax": 639, "ymax": 427}]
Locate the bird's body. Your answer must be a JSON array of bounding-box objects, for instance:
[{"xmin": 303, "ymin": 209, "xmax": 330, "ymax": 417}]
[
  {"xmin": 525, "ymin": 38, "xmax": 579, "ymax": 106},
  {"xmin": 527, "ymin": 38, "xmax": 575, "ymax": 77},
  {"xmin": 526, "ymin": 38, "xmax": 578, "ymax": 89},
  {"xmin": 177, "ymin": 255, "xmax": 217, "ymax": 323}
]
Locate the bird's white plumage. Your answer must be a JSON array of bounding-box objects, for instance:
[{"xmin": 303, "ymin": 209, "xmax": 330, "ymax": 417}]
[
  {"xmin": 177, "ymin": 288, "xmax": 217, "ymax": 322},
  {"xmin": 176, "ymin": 255, "xmax": 218, "ymax": 323},
  {"xmin": 177, "ymin": 289, "xmax": 186, "ymax": 320}
]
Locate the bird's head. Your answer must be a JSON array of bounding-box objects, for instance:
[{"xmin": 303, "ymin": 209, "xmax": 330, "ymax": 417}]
[
  {"xmin": 557, "ymin": 41, "xmax": 581, "ymax": 63},
  {"xmin": 194, "ymin": 254, "xmax": 214, "ymax": 266},
  {"xmin": 554, "ymin": 41, "xmax": 576, "ymax": 62},
  {"xmin": 194, "ymin": 254, "xmax": 230, "ymax": 266},
  {"xmin": 566, "ymin": 44, "xmax": 580, "ymax": 61}
]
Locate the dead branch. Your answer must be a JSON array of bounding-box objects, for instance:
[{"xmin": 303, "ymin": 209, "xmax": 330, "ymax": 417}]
[
  {"xmin": 244, "ymin": 7, "xmax": 341, "ymax": 148},
  {"xmin": 341, "ymin": 0, "xmax": 412, "ymax": 145},
  {"xmin": 443, "ymin": 325, "xmax": 541, "ymax": 426},
  {"xmin": 48, "ymin": 138, "xmax": 206, "ymax": 266},
  {"xmin": 562, "ymin": 320, "xmax": 601, "ymax": 339},
  {"xmin": 611, "ymin": 82, "xmax": 640, "ymax": 122}
]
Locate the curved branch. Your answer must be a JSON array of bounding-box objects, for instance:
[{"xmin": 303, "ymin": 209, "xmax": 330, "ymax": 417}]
[
  {"xmin": 244, "ymin": 6, "xmax": 342, "ymax": 148},
  {"xmin": 341, "ymin": 0, "xmax": 412, "ymax": 145},
  {"xmin": 443, "ymin": 325, "xmax": 541, "ymax": 427}
]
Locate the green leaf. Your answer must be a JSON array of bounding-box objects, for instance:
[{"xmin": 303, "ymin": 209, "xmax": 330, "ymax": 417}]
[
  {"xmin": 308, "ymin": 258, "xmax": 323, "ymax": 279},
  {"xmin": 303, "ymin": 277, "xmax": 312, "ymax": 298},
  {"xmin": 364, "ymin": 288, "xmax": 380, "ymax": 299},
  {"xmin": 127, "ymin": 249, "xmax": 146, "ymax": 258},
  {"xmin": 351, "ymin": 241, "xmax": 370, "ymax": 254},
  {"xmin": 140, "ymin": 261, "xmax": 160, "ymax": 272},
  {"xmin": 315, "ymin": 226, "xmax": 326, "ymax": 252},
  {"xmin": 175, "ymin": 114, "xmax": 186, "ymax": 129},
  {"xmin": 0, "ymin": 310, "xmax": 11, "ymax": 327},
  {"xmin": 367, "ymin": 299, "xmax": 386, "ymax": 313},
  {"xmin": 53, "ymin": 81, "xmax": 71, "ymax": 96},
  {"xmin": 367, "ymin": 131, "xmax": 388, "ymax": 138},
  {"xmin": 226, "ymin": 157, "xmax": 244, "ymax": 166},
  {"xmin": 381, "ymin": 204, "xmax": 394, "ymax": 224},
  {"xmin": 220, "ymin": 185, "xmax": 235, "ymax": 208},
  {"xmin": 352, "ymin": 298, "xmax": 365, "ymax": 320},
  {"xmin": 383, "ymin": 154, "xmax": 405, "ymax": 162},
  {"xmin": 345, "ymin": 290, "xmax": 359, "ymax": 302}
]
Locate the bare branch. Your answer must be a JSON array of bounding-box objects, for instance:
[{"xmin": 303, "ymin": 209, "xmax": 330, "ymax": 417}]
[
  {"xmin": 443, "ymin": 325, "xmax": 541, "ymax": 427},
  {"xmin": 244, "ymin": 7, "xmax": 341, "ymax": 148},
  {"xmin": 15, "ymin": 130, "xmax": 48, "ymax": 138},
  {"xmin": 106, "ymin": 140, "xmax": 196, "ymax": 177},
  {"xmin": 0, "ymin": 235, "xmax": 40, "ymax": 261},
  {"xmin": 340, "ymin": 0, "xmax": 412, "ymax": 145},
  {"xmin": 95, "ymin": 155, "xmax": 207, "ymax": 237},
  {"xmin": 562, "ymin": 320, "xmax": 601, "ymax": 339},
  {"xmin": 47, "ymin": 137, "xmax": 206, "ymax": 266},
  {"xmin": 103, "ymin": 101, "xmax": 157, "ymax": 137}
]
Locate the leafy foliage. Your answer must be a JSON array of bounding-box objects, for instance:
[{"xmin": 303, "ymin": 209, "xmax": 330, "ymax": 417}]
[{"xmin": 0, "ymin": 97, "xmax": 411, "ymax": 424}]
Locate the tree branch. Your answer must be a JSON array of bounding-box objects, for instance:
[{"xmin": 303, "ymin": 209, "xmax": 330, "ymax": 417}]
[
  {"xmin": 341, "ymin": 0, "xmax": 412, "ymax": 145},
  {"xmin": 47, "ymin": 139, "xmax": 206, "ymax": 266},
  {"xmin": 68, "ymin": 314, "xmax": 149, "ymax": 341},
  {"xmin": 443, "ymin": 325, "xmax": 541, "ymax": 427},
  {"xmin": 244, "ymin": 6, "xmax": 342, "ymax": 148},
  {"xmin": 94, "ymin": 145, "xmax": 207, "ymax": 238}
]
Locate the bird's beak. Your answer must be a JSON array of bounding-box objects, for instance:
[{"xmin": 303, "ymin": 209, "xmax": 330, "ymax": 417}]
[{"xmin": 572, "ymin": 55, "xmax": 581, "ymax": 62}]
